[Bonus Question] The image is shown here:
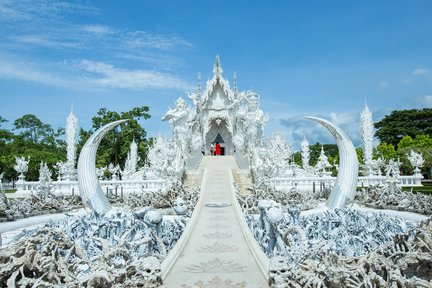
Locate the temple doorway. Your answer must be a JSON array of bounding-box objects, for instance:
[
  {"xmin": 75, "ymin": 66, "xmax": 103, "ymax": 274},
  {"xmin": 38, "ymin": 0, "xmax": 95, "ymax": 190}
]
[{"xmin": 205, "ymin": 119, "xmax": 232, "ymax": 155}]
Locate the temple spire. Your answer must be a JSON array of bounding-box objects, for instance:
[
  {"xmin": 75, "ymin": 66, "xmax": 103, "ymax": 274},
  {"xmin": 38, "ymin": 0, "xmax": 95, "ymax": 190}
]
[
  {"xmin": 197, "ymin": 72, "xmax": 202, "ymax": 97},
  {"xmin": 213, "ymin": 54, "xmax": 223, "ymax": 78},
  {"xmin": 233, "ymin": 71, "xmax": 238, "ymax": 95}
]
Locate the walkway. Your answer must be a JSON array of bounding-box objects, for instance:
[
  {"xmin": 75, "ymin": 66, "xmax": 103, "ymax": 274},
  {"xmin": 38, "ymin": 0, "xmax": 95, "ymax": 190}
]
[{"xmin": 163, "ymin": 156, "xmax": 268, "ymax": 288}]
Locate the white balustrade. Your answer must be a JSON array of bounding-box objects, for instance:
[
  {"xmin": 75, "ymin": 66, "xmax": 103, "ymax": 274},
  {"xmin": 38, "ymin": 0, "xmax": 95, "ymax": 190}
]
[
  {"xmin": 14, "ymin": 179, "xmax": 167, "ymax": 196},
  {"xmin": 266, "ymin": 173, "xmax": 423, "ymax": 192}
]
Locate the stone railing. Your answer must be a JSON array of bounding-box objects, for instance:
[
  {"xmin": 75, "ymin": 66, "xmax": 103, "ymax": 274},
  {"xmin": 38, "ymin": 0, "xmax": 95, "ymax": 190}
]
[
  {"xmin": 15, "ymin": 179, "xmax": 167, "ymax": 196},
  {"xmin": 266, "ymin": 174, "xmax": 423, "ymax": 192}
]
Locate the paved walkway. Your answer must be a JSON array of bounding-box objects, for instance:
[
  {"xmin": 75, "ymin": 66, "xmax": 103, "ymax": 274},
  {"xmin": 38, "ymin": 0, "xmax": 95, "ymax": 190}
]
[{"xmin": 163, "ymin": 156, "xmax": 268, "ymax": 288}]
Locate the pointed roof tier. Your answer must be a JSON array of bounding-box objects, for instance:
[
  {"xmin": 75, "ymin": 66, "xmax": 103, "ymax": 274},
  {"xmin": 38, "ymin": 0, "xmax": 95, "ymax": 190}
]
[{"xmin": 202, "ymin": 55, "xmax": 235, "ymax": 106}]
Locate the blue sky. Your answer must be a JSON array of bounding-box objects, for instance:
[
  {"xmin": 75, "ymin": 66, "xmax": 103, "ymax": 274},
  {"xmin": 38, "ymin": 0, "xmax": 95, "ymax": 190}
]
[{"xmin": 1, "ymin": 0, "xmax": 431, "ymax": 148}]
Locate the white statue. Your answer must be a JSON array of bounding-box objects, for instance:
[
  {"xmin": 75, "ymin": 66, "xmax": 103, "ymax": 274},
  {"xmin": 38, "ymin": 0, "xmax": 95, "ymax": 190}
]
[
  {"xmin": 301, "ymin": 137, "xmax": 310, "ymax": 169},
  {"xmin": 257, "ymin": 133, "xmax": 291, "ymax": 178},
  {"xmin": 147, "ymin": 135, "xmax": 179, "ymax": 181},
  {"xmin": 385, "ymin": 158, "xmax": 401, "ymax": 178},
  {"xmin": 55, "ymin": 161, "xmax": 68, "ymax": 181},
  {"xmin": 65, "ymin": 108, "xmax": 78, "ymax": 181},
  {"xmin": 108, "ymin": 163, "xmax": 120, "ymax": 180},
  {"xmin": 37, "ymin": 161, "xmax": 53, "ymax": 197},
  {"xmin": 315, "ymin": 146, "xmax": 332, "ymax": 176},
  {"xmin": 243, "ymin": 93, "xmax": 268, "ymax": 150},
  {"xmin": 14, "ymin": 156, "xmax": 30, "ymax": 182},
  {"xmin": 407, "ymin": 150, "xmax": 424, "ymax": 175},
  {"xmin": 123, "ymin": 139, "xmax": 139, "ymax": 180},
  {"xmin": 0, "ymin": 172, "xmax": 4, "ymax": 192},
  {"xmin": 360, "ymin": 103, "xmax": 374, "ymax": 175},
  {"xmin": 162, "ymin": 97, "xmax": 191, "ymax": 176},
  {"xmin": 96, "ymin": 166, "xmax": 106, "ymax": 180}
]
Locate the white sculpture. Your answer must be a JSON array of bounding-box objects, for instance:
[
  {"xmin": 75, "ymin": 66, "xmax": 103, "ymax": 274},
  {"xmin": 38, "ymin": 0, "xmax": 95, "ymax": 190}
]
[
  {"xmin": 77, "ymin": 119, "xmax": 128, "ymax": 215},
  {"xmin": 0, "ymin": 172, "xmax": 4, "ymax": 192},
  {"xmin": 96, "ymin": 166, "xmax": 106, "ymax": 180},
  {"xmin": 300, "ymin": 137, "xmax": 310, "ymax": 170},
  {"xmin": 305, "ymin": 116, "xmax": 359, "ymax": 209},
  {"xmin": 107, "ymin": 163, "xmax": 120, "ymax": 180},
  {"xmin": 360, "ymin": 103, "xmax": 374, "ymax": 175},
  {"xmin": 315, "ymin": 146, "xmax": 332, "ymax": 176},
  {"xmin": 162, "ymin": 97, "xmax": 191, "ymax": 176},
  {"xmin": 37, "ymin": 161, "xmax": 53, "ymax": 197},
  {"xmin": 256, "ymin": 133, "xmax": 291, "ymax": 178},
  {"xmin": 239, "ymin": 92, "xmax": 268, "ymax": 154},
  {"xmin": 147, "ymin": 135, "xmax": 179, "ymax": 181},
  {"xmin": 14, "ymin": 156, "xmax": 30, "ymax": 183},
  {"xmin": 65, "ymin": 108, "xmax": 78, "ymax": 181},
  {"xmin": 407, "ymin": 150, "xmax": 424, "ymax": 175},
  {"xmin": 55, "ymin": 160, "xmax": 67, "ymax": 181}
]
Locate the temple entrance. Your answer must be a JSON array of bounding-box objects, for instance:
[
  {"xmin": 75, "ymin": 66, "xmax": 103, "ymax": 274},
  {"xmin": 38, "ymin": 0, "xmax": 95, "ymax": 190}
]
[{"xmin": 205, "ymin": 119, "xmax": 232, "ymax": 155}]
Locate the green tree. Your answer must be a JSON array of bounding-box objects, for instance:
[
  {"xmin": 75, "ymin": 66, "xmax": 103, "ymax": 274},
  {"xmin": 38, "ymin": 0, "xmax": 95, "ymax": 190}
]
[
  {"xmin": 374, "ymin": 108, "xmax": 432, "ymax": 147},
  {"xmin": 0, "ymin": 116, "xmax": 16, "ymax": 181},
  {"xmin": 13, "ymin": 114, "xmax": 56, "ymax": 145},
  {"xmin": 376, "ymin": 142, "xmax": 397, "ymax": 160},
  {"xmin": 6, "ymin": 114, "xmax": 66, "ymax": 181},
  {"xmin": 77, "ymin": 106, "xmax": 151, "ymax": 171}
]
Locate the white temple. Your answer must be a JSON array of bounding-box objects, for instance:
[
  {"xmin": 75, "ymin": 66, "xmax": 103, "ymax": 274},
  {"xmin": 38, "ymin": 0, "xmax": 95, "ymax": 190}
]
[{"xmin": 162, "ymin": 55, "xmax": 268, "ymax": 170}]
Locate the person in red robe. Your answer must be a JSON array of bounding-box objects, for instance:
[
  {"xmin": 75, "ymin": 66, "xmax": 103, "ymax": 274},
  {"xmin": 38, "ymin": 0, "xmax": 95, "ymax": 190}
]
[{"xmin": 215, "ymin": 142, "xmax": 221, "ymax": 156}]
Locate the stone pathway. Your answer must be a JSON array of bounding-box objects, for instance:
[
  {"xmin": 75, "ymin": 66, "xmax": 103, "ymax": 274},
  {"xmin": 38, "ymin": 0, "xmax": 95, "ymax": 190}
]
[{"xmin": 163, "ymin": 156, "xmax": 268, "ymax": 287}]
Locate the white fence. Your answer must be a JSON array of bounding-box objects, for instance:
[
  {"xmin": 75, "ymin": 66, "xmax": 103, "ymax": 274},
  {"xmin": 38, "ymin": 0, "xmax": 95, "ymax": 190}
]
[
  {"xmin": 266, "ymin": 174, "xmax": 423, "ymax": 192},
  {"xmin": 14, "ymin": 179, "xmax": 167, "ymax": 196}
]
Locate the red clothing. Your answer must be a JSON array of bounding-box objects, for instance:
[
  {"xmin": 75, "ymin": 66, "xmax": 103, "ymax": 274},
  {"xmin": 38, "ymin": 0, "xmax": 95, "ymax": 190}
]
[{"xmin": 215, "ymin": 143, "xmax": 221, "ymax": 155}]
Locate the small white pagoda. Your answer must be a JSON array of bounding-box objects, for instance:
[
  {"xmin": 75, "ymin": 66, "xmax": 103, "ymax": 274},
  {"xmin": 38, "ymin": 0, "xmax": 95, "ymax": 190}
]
[{"xmin": 162, "ymin": 55, "xmax": 268, "ymax": 169}]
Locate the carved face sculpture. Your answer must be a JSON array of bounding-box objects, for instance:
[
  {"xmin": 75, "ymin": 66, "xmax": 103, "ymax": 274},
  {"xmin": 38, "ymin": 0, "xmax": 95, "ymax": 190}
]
[
  {"xmin": 136, "ymin": 256, "xmax": 162, "ymax": 287},
  {"xmin": 173, "ymin": 197, "xmax": 188, "ymax": 216},
  {"xmin": 268, "ymin": 255, "xmax": 289, "ymax": 286}
]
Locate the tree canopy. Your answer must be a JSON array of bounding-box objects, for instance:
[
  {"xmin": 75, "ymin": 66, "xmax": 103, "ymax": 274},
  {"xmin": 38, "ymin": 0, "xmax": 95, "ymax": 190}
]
[
  {"xmin": 0, "ymin": 106, "xmax": 151, "ymax": 182},
  {"xmin": 397, "ymin": 135, "xmax": 432, "ymax": 178},
  {"xmin": 374, "ymin": 108, "xmax": 432, "ymax": 147},
  {"xmin": 77, "ymin": 106, "xmax": 151, "ymax": 170}
]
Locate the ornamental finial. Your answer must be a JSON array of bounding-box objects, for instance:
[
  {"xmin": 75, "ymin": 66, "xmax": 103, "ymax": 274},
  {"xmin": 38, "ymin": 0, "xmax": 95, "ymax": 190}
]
[
  {"xmin": 233, "ymin": 71, "xmax": 238, "ymax": 94},
  {"xmin": 213, "ymin": 54, "xmax": 223, "ymax": 78}
]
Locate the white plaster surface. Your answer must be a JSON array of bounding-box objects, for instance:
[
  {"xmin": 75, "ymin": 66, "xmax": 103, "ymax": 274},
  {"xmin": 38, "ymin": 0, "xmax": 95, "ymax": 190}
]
[{"xmin": 163, "ymin": 156, "xmax": 268, "ymax": 287}]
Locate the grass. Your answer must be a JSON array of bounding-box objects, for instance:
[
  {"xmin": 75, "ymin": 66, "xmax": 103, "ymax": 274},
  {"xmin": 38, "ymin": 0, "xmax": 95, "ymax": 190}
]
[
  {"xmin": 3, "ymin": 189, "xmax": 17, "ymax": 193},
  {"xmin": 402, "ymin": 182, "xmax": 432, "ymax": 195}
]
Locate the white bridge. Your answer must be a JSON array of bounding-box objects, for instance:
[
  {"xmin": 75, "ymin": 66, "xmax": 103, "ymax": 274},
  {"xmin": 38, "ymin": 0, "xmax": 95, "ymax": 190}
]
[{"xmin": 162, "ymin": 156, "xmax": 269, "ymax": 287}]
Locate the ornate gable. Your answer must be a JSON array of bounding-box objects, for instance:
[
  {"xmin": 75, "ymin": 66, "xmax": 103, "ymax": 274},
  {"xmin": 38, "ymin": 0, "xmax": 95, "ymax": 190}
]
[{"xmin": 202, "ymin": 55, "xmax": 235, "ymax": 110}]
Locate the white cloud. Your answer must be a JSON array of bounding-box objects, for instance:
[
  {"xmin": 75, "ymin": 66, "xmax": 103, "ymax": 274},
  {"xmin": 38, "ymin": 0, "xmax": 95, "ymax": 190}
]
[
  {"xmin": 0, "ymin": 57, "xmax": 70, "ymax": 87},
  {"xmin": 421, "ymin": 95, "xmax": 432, "ymax": 105},
  {"xmin": 77, "ymin": 60, "xmax": 192, "ymax": 90},
  {"xmin": 11, "ymin": 35, "xmax": 83, "ymax": 49},
  {"xmin": 279, "ymin": 111, "xmax": 362, "ymax": 150},
  {"xmin": 81, "ymin": 24, "xmax": 112, "ymax": 35},
  {"xmin": 378, "ymin": 81, "xmax": 388, "ymax": 90},
  {"xmin": 124, "ymin": 31, "xmax": 193, "ymax": 50},
  {"xmin": 413, "ymin": 68, "xmax": 431, "ymax": 76}
]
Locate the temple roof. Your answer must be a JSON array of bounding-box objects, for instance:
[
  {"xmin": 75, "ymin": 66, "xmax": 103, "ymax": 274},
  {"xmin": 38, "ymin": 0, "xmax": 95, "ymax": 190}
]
[{"xmin": 202, "ymin": 55, "xmax": 235, "ymax": 107}]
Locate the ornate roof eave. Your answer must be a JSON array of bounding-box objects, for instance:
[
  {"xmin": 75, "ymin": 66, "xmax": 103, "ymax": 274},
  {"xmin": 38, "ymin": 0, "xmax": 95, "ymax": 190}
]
[{"xmin": 202, "ymin": 55, "xmax": 235, "ymax": 105}]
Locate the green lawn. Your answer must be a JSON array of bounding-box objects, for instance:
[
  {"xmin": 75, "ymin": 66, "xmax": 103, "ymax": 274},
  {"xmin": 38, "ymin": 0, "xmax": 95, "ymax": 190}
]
[
  {"xmin": 402, "ymin": 182, "xmax": 432, "ymax": 195},
  {"xmin": 3, "ymin": 189, "xmax": 17, "ymax": 193}
]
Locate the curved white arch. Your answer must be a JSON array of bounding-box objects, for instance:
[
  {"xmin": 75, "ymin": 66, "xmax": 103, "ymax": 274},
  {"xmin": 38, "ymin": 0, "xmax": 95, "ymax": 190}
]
[
  {"xmin": 305, "ymin": 116, "xmax": 359, "ymax": 209},
  {"xmin": 77, "ymin": 119, "xmax": 128, "ymax": 215}
]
